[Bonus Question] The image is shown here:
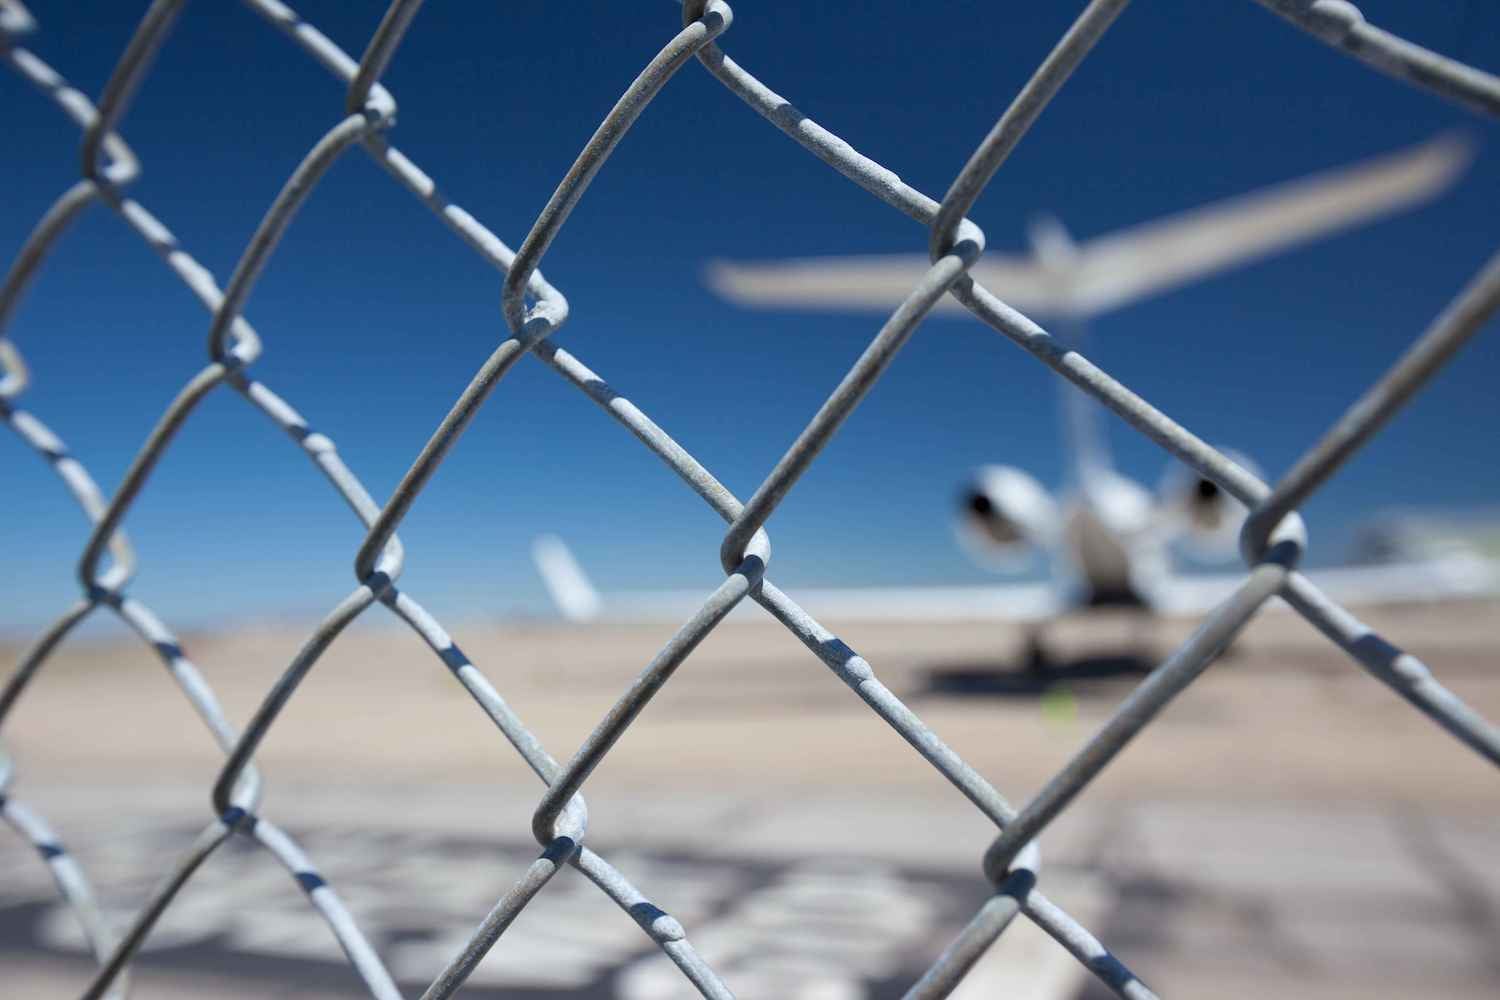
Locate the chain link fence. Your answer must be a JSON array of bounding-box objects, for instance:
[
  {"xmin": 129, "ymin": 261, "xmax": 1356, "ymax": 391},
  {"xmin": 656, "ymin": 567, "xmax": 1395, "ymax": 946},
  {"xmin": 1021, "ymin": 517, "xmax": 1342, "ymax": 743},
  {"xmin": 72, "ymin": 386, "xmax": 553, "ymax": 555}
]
[{"xmin": 2, "ymin": 1, "xmax": 1498, "ymax": 997}]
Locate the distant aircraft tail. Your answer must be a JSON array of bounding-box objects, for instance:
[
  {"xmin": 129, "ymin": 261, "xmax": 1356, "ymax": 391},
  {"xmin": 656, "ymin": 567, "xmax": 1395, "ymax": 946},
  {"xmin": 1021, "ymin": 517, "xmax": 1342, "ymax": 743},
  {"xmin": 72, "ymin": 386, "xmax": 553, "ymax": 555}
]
[{"xmin": 531, "ymin": 535, "xmax": 603, "ymax": 623}]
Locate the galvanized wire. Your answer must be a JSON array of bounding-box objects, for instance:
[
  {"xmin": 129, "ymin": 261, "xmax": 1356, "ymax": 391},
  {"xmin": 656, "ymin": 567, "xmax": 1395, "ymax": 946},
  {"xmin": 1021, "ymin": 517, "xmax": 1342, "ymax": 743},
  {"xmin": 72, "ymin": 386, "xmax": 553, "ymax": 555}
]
[{"xmin": 2, "ymin": 1, "xmax": 1497, "ymax": 998}]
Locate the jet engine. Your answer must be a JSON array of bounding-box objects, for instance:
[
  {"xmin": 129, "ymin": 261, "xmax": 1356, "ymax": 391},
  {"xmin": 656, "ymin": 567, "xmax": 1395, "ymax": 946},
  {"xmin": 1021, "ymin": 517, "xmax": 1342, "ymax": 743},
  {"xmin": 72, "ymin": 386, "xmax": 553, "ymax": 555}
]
[
  {"xmin": 1158, "ymin": 449, "xmax": 1261, "ymax": 558},
  {"xmin": 954, "ymin": 466, "xmax": 1060, "ymax": 568}
]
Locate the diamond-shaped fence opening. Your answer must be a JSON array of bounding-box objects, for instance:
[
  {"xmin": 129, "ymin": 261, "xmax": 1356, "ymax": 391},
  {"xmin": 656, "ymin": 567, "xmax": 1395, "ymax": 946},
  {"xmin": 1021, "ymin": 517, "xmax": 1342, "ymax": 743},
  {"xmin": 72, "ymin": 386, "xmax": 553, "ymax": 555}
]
[{"xmin": 2, "ymin": 1, "xmax": 1498, "ymax": 998}]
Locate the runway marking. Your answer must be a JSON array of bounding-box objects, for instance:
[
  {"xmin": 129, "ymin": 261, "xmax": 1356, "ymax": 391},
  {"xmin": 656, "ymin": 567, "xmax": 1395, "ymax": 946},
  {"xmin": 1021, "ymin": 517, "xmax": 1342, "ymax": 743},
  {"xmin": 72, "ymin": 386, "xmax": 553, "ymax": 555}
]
[{"xmin": 0, "ymin": 822, "xmax": 1102, "ymax": 998}]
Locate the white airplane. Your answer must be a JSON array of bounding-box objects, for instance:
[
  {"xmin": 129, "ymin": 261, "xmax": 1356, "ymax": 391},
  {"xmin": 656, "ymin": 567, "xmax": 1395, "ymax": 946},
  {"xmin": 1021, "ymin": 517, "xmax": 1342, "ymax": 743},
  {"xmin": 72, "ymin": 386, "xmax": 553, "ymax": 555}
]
[{"xmin": 533, "ymin": 134, "xmax": 1499, "ymax": 656}]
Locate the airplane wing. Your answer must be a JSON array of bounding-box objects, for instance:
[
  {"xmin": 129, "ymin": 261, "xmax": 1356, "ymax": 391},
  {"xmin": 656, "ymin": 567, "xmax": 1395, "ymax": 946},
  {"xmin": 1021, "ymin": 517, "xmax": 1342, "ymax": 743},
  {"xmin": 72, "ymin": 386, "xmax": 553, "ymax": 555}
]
[
  {"xmin": 704, "ymin": 253, "xmax": 1067, "ymax": 315},
  {"xmin": 532, "ymin": 535, "xmax": 1064, "ymax": 624},
  {"xmin": 1065, "ymin": 133, "xmax": 1473, "ymax": 314},
  {"xmin": 1146, "ymin": 552, "xmax": 1500, "ymax": 618},
  {"xmin": 703, "ymin": 133, "xmax": 1473, "ymax": 319}
]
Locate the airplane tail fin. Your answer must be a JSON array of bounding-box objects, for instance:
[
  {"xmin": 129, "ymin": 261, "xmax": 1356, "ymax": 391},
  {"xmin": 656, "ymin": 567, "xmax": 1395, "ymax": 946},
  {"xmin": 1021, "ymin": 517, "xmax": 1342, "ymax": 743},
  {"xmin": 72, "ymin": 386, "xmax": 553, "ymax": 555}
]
[{"xmin": 531, "ymin": 535, "xmax": 603, "ymax": 623}]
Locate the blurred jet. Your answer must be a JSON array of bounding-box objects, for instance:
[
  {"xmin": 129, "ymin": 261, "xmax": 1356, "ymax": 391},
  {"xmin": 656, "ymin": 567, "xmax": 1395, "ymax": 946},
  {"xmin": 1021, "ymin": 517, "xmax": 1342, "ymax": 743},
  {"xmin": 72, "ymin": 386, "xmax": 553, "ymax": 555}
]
[{"xmin": 534, "ymin": 135, "xmax": 1498, "ymax": 653}]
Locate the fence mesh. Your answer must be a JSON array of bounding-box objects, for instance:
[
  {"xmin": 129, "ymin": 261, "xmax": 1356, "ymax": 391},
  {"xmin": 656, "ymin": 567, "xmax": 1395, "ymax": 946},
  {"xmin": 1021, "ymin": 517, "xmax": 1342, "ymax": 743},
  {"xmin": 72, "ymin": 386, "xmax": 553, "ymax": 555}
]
[{"xmin": 2, "ymin": 1, "xmax": 1498, "ymax": 997}]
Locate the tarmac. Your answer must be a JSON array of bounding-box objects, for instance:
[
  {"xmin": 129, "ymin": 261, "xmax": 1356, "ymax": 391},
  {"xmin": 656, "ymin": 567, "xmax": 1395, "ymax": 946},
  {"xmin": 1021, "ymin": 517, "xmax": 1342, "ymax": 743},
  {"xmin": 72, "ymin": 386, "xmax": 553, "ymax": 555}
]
[{"xmin": 1, "ymin": 598, "xmax": 1497, "ymax": 998}]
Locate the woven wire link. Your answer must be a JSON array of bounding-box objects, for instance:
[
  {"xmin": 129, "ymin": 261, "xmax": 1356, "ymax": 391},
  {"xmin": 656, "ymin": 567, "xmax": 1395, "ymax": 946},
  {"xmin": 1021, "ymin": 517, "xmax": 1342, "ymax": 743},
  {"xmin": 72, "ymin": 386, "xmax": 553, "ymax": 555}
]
[{"xmin": 2, "ymin": 1, "xmax": 1498, "ymax": 997}]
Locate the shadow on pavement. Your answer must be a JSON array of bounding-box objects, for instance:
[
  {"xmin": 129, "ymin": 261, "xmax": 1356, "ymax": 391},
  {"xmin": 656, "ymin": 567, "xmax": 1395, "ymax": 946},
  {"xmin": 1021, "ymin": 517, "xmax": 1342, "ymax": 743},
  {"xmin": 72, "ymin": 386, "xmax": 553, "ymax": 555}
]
[{"xmin": 918, "ymin": 651, "xmax": 1156, "ymax": 697}]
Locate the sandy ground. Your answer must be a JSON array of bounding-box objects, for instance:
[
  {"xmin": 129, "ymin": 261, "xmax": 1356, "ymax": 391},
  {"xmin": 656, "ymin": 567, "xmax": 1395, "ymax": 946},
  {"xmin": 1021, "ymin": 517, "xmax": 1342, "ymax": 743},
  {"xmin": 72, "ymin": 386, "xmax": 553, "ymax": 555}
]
[{"xmin": 1, "ymin": 599, "xmax": 1497, "ymax": 998}]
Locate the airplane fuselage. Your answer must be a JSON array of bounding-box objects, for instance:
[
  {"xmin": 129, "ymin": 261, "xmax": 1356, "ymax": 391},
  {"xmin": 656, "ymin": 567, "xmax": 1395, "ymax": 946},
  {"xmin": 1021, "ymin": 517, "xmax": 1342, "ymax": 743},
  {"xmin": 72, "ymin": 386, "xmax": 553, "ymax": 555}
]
[
  {"xmin": 1058, "ymin": 470, "xmax": 1163, "ymax": 610},
  {"xmin": 1063, "ymin": 501, "xmax": 1142, "ymax": 606}
]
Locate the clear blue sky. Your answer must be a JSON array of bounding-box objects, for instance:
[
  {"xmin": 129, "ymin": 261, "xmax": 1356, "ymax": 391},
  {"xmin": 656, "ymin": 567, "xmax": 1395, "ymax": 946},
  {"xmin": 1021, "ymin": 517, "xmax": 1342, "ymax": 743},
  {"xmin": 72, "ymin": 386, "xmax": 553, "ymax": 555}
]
[{"xmin": 3, "ymin": 1, "xmax": 1498, "ymax": 630}]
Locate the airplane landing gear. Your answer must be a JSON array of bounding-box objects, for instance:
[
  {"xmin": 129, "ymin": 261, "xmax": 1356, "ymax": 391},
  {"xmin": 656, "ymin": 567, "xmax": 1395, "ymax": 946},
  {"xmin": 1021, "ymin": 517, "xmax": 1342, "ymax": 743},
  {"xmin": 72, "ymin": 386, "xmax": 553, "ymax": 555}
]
[{"xmin": 1021, "ymin": 629, "xmax": 1053, "ymax": 676}]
